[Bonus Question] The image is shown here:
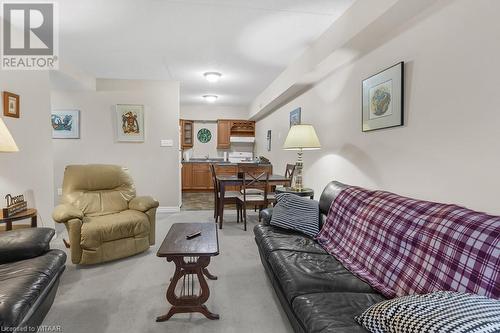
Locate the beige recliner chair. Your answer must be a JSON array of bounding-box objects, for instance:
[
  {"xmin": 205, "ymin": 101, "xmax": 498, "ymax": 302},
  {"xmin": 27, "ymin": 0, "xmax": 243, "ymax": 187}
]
[{"xmin": 52, "ymin": 164, "xmax": 159, "ymax": 265}]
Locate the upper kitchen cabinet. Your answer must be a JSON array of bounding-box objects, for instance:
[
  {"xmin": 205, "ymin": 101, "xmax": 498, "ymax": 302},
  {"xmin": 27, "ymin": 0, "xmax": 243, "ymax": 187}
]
[
  {"xmin": 230, "ymin": 120, "xmax": 255, "ymax": 136},
  {"xmin": 217, "ymin": 119, "xmax": 231, "ymax": 149},
  {"xmin": 217, "ymin": 119, "xmax": 255, "ymax": 149},
  {"xmin": 180, "ymin": 119, "xmax": 194, "ymax": 149}
]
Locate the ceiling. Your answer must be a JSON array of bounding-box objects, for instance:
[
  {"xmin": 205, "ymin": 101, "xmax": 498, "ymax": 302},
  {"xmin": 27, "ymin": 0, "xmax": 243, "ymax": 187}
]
[{"xmin": 57, "ymin": 0, "xmax": 354, "ymax": 107}]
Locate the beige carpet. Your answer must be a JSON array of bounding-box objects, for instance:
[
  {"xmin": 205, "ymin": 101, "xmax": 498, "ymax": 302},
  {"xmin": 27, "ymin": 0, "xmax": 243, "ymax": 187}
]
[{"xmin": 43, "ymin": 210, "xmax": 292, "ymax": 333}]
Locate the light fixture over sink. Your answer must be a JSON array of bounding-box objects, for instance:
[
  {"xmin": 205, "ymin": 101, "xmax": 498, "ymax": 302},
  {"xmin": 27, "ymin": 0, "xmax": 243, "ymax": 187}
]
[
  {"xmin": 203, "ymin": 95, "xmax": 218, "ymax": 103},
  {"xmin": 203, "ymin": 72, "xmax": 222, "ymax": 83}
]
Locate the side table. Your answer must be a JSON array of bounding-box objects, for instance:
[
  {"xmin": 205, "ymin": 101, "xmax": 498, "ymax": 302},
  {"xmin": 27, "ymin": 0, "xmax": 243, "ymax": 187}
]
[
  {"xmin": 156, "ymin": 222, "xmax": 219, "ymax": 321},
  {"xmin": 0, "ymin": 208, "xmax": 37, "ymax": 231},
  {"xmin": 275, "ymin": 187, "xmax": 314, "ymax": 199}
]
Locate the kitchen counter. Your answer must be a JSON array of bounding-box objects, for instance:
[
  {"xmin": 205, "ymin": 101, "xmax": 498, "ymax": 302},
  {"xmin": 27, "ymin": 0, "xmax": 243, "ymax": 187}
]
[
  {"xmin": 182, "ymin": 161, "xmax": 273, "ymax": 191},
  {"xmin": 182, "ymin": 160, "xmax": 271, "ymax": 166}
]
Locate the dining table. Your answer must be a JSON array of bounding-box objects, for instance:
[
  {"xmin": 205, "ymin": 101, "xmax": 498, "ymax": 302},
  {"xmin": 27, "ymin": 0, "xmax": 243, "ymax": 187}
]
[{"xmin": 215, "ymin": 174, "xmax": 291, "ymax": 229}]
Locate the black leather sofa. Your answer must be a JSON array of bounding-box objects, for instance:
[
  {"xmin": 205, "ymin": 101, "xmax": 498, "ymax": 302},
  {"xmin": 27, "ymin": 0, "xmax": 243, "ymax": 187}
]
[
  {"xmin": 0, "ymin": 228, "xmax": 66, "ymax": 331},
  {"xmin": 255, "ymin": 181, "xmax": 385, "ymax": 333}
]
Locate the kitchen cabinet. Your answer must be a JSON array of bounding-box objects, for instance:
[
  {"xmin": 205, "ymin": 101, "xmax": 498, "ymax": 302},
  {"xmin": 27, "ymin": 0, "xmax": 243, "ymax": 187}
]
[
  {"xmin": 182, "ymin": 162, "xmax": 273, "ymax": 191},
  {"xmin": 192, "ymin": 163, "xmax": 212, "ymax": 189},
  {"xmin": 217, "ymin": 119, "xmax": 256, "ymax": 149},
  {"xmin": 230, "ymin": 120, "xmax": 255, "ymax": 136},
  {"xmin": 182, "ymin": 162, "xmax": 213, "ymax": 191},
  {"xmin": 180, "ymin": 119, "xmax": 194, "ymax": 149},
  {"xmin": 217, "ymin": 120, "xmax": 231, "ymax": 149},
  {"xmin": 181, "ymin": 163, "xmax": 193, "ymax": 189}
]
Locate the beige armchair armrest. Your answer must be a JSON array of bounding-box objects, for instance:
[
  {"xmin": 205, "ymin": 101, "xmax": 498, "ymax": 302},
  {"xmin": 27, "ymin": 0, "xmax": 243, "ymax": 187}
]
[
  {"xmin": 129, "ymin": 196, "xmax": 159, "ymax": 212},
  {"xmin": 52, "ymin": 204, "xmax": 83, "ymax": 223}
]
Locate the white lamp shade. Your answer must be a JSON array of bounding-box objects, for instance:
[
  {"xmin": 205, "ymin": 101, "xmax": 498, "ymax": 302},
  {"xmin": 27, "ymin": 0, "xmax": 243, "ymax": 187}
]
[
  {"xmin": 0, "ymin": 118, "xmax": 19, "ymax": 152},
  {"xmin": 283, "ymin": 124, "xmax": 321, "ymax": 150}
]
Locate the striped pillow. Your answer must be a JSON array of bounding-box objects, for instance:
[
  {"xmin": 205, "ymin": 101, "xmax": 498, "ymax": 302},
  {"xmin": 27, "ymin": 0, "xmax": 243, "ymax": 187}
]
[
  {"xmin": 356, "ymin": 291, "xmax": 500, "ymax": 333},
  {"xmin": 270, "ymin": 193, "xmax": 319, "ymax": 237}
]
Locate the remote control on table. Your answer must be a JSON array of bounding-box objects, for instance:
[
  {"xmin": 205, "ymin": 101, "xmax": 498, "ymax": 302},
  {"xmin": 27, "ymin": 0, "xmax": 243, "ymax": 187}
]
[{"xmin": 186, "ymin": 231, "xmax": 201, "ymax": 239}]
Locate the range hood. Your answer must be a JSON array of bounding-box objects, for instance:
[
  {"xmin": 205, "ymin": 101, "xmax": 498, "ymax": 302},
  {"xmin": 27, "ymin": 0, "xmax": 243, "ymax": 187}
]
[{"xmin": 230, "ymin": 136, "xmax": 255, "ymax": 143}]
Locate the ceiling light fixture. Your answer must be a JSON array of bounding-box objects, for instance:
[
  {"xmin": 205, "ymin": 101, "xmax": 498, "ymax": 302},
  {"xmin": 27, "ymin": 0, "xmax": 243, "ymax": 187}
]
[
  {"xmin": 203, "ymin": 72, "xmax": 222, "ymax": 83},
  {"xmin": 203, "ymin": 95, "xmax": 218, "ymax": 103}
]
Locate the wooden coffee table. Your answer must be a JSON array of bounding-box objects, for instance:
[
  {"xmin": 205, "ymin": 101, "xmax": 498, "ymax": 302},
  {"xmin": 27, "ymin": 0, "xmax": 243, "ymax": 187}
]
[{"xmin": 156, "ymin": 222, "xmax": 219, "ymax": 321}]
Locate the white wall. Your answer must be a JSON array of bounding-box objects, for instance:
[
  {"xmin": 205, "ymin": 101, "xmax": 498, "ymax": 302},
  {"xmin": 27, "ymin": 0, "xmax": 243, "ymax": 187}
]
[
  {"xmin": 255, "ymin": 0, "xmax": 500, "ymax": 214},
  {"xmin": 188, "ymin": 121, "xmax": 219, "ymax": 158},
  {"xmin": 51, "ymin": 79, "xmax": 180, "ymax": 209},
  {"xmin": 181, "ymin": 105, "xmax": 248, "ymax": 121},
  {"xmin": 0, "ymin": 71, "xmax": 54, "ymax": 227}
]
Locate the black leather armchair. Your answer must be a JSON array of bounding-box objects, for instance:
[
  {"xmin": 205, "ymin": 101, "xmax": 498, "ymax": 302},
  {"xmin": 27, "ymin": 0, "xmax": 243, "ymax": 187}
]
[{"xmin": 0, "ymin": 228, "xmax": 66, "ymax": 331}]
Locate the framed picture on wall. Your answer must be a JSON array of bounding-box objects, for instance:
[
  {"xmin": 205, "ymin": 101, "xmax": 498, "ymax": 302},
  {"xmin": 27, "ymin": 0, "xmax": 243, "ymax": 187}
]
[
  {"xmin": 116, "ymin": 104, "xmax": 144, "ymax": 142},
  {"xmin": 51, "ymin": 110, "xmax": 80, "ymax": 139},
  {"xmin": 362, "ymin": 62, "xmax": 404, "ymax": 132},
  {"xmin": 3, "ymin": 91, "xmax": 20, "ymax": 118},
  {"xmin": 266, "ymin": 130, "xmax": 272, "ymax": 151},
  {"xmin": 289, "ymin": 107, "xmax": 301, "ymax": 128}
]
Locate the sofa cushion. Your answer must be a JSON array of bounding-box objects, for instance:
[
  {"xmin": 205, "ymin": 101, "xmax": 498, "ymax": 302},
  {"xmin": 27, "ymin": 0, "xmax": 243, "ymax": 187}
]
[
  {"xmin": 81, "ymin": 210, "xmax": 149, "ymax": 249},
  {"xmin": 268, "ymin": 250, "xmax": 376, "ymax": 303},
  {"xmin": 292, "ymin": 292, "xmax": 385, "ymax": 333},
  {"xmin": 270, "ymin": 193, "xmax": 320, "ymax": 237},
  {"xmin": 356, "ymin": 291, "xmax": 500, "ymax": 333},
  {"xmin": 0, "ymin": 250, "xmax": 66, "ymax": 328},
  {"xmin": 0, "ymin": 228, "xmax": 55, "ymax": 264},
  {"xmin": 254, "ymin": 225, "xmax": 326, "ymax": 260}
]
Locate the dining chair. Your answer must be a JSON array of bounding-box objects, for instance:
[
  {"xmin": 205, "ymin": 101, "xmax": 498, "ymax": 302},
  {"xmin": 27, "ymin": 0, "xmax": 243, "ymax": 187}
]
[
  {"xmin": 268, "ymin": 163, "xmax": 296, "ymax": 206},
  {"xmin": 284, "ymin": 163, "xmax": 296, "ymax": 187},
  {"xmin": 210, "ymin": 164, "xmax": 241, "ymax": 224},
  {"xmin": 237, "ymin": 170, "xmax": 270, "ymax": 231}
]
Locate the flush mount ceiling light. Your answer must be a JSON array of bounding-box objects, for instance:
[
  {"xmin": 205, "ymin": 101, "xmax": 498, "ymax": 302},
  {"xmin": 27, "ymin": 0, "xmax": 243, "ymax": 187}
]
[
  {"xmin": 203, "ymin": 72, "xmax": 222, "ymax": 83},
  {"xmin": 203, "ymin": 95, "xmax": 218, "ymax": 103}
]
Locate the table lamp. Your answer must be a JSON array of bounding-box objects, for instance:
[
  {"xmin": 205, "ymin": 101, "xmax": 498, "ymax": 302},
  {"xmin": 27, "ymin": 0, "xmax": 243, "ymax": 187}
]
[
  {"xmin": 283, "ymin": 124, "xmax": 320, "ymax": 191},
  {"xmin": 0, "ymin": 118, "xmax": 19, "ymax": 152}
]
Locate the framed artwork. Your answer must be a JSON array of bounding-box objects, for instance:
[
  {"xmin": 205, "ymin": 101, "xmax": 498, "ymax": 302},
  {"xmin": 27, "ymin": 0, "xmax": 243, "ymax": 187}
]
[
  {"xmin": 266, "ymin": 130, "xmax": 272, "ymax": 151},
  {"xmin": 289, "ymin": 107, "xmax": 301, "ymax": 128},
  {"xmin": 362, "ymin": 62, "xmax": 404, "ymax": 132},
  {"xmin": 116, "ymin": 104, "xmax": 144, "ymax": 142},
  {"xmin": 51, "ymin": 110, "xmax": 80, "ymax": 139},
  {"xmin": 3, "ymin": 91, "xmax": 20, "ymax": 118},
  {"xmin": 197, "ymin": 128, "xmax": 212, "ymax": 143}
]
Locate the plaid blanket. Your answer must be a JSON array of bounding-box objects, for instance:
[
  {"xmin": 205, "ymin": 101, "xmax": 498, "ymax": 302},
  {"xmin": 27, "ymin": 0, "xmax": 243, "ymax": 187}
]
[{"xmin": 316, "ymin": 186, "xmax": 500, "ymax": 299}]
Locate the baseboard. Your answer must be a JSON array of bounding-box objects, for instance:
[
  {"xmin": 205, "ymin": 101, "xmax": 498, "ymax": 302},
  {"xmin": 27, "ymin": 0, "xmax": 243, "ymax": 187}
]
[{"xmin": 157, "ymin": 206, "xmax": 180, "ymax": 213}]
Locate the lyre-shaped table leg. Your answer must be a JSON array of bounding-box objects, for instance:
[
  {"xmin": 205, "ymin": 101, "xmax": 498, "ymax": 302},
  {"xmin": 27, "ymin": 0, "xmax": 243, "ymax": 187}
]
[{"xmin": 156, "ymin": 256, "xmax": 219, "ymax": 321}]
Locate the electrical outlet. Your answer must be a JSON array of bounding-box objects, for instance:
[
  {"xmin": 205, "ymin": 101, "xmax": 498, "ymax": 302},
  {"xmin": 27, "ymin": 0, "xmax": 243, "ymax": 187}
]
[{"xmin": 57, "ymin": 188, "xmax": 62, "ymax": 196}]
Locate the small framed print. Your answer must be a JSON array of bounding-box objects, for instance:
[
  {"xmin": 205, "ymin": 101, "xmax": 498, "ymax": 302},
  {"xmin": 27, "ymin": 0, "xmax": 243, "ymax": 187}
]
[
  {"xmin": 116, "ymin": 104, "xmax": 144, "ymax": 142},
  {"xmin": 362, "ymin": 62, "xmax": 404, "ymax": 132},
  {"xmin": 3, "ymin": 91, "xmax": 20, "ymax": 118},
  {"xmin": 51, "ymin": 110, "xmax": 80, "ymax": 139},
  {"xmin": 289, "ymin": 107, "xmax": 301, "ymax": 128}
]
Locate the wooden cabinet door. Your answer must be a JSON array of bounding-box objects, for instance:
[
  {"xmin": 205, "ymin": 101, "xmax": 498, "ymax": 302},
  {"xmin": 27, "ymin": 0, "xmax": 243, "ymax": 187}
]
[
  {"xmin": 192, "ymin": 163, "xmax": 211, "ymax": 189},
  {"xmin": 182, "ymin": 163, "xmax": 193, "ymax": 190},
  {"xmin": 217, "ymin": 120, "xmax": 231, "ymax": 149},
  {"xmin": 180, "ymin": 119, "xmax": 194, "ymax": 149}
]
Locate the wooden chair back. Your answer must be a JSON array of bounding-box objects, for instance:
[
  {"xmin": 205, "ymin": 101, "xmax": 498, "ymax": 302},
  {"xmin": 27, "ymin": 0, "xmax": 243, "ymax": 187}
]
[
  {"xmin": 241, "ymin": 167, "xmax": 269, "ymax": 202},
  {"xmin": 209, "ymin": 164, "xmax": 219, "ymax": 193},
  {"xmin": 285, "ymin": 163, "xmax": 296, "ymax": 186}
]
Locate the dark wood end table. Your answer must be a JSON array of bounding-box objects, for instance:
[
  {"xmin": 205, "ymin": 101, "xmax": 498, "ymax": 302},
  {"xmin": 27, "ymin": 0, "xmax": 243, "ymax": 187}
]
[
  {"xmin": 156, "ymin": 222, "xmax": 219, "ymax": 321},
  {"xmin": 0, "ymin": 208, "xmax": 37, "ymax": 231},
  {"xmin": 275, "ymin": 187, "xmax": 314, "ymax": 199}
]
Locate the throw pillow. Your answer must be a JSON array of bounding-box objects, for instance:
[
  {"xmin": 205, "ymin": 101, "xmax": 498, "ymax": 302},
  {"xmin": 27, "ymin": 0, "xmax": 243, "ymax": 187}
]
[
  {"xmin": 356, "ymin": 291, "xmax": 500, "ymax": 333},
  {"xmin": 270, "ymin": 193, "xmax": 319, "ymax": 237}
]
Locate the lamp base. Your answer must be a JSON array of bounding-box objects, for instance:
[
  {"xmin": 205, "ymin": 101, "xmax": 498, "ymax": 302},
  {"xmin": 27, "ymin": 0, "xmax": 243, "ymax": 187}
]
[{"xmin": 293, "ymin": 150, "xmax": 304, "ymax": 192}]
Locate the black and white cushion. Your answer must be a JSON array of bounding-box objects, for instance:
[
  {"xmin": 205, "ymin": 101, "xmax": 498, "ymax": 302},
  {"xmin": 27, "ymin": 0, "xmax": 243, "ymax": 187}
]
[
  {"xmin": 356, "ymin": 291, "xmax": 500, "ymax": 333},
  {"xmin": 270, "ymin": 193, "xmax": 319, "ymax": 237}
]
